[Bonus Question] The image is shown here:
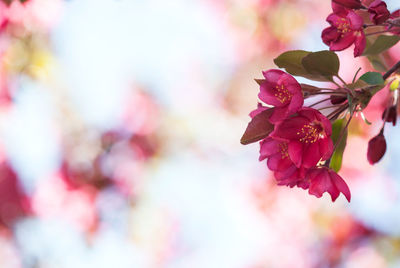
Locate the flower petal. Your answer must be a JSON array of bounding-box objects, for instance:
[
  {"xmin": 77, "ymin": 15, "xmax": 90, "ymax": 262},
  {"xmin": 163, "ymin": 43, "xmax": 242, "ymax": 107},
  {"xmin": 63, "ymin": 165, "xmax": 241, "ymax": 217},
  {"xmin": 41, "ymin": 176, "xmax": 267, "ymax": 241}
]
[{"xmin": 288, "ymin": 141, "xmax": 303, "ymax": 167}]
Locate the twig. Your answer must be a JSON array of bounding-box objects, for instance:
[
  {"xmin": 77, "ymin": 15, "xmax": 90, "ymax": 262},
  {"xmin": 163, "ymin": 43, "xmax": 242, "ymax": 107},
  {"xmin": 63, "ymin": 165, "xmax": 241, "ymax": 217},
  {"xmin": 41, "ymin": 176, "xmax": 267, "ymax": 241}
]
[{"xmin": 383, "ymin": 61, "xmax": 400, "ymax": 80}]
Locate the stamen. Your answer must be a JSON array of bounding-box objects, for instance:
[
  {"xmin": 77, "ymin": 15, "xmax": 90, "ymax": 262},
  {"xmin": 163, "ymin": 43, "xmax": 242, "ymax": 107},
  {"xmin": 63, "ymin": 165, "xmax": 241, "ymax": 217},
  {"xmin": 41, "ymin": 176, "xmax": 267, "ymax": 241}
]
[
  {"xmin": 297, "ymin": 124, "xmax": 325, "ymax": 144},
  {"xmin": 274, "ymin": 84, "xmax": 292, "ymax": 104},
  {"xmin": 279, "ymin": 142, "xmax": 289, "ymax": 159}
]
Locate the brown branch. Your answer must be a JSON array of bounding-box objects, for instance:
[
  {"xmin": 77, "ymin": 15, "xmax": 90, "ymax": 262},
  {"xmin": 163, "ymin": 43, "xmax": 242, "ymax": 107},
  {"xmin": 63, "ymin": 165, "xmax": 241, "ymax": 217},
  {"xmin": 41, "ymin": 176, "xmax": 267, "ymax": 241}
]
[{"xmin": 383, "ymin": 61, "xmax": 400, "ymax": 80}]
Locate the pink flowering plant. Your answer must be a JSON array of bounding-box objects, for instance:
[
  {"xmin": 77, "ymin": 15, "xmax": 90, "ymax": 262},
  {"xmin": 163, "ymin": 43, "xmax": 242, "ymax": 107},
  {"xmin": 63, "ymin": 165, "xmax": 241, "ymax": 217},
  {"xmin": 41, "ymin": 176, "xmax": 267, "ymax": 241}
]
[{"xmin": 241, "ymin": 0, "xmax": 400, "ymax": 202}]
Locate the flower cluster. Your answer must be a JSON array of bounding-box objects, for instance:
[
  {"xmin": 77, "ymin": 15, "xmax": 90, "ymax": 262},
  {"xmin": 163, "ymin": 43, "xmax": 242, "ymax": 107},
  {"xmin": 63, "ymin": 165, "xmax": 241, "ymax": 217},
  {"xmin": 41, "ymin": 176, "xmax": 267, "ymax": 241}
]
[
  {"xmin": 249, "ymin": 70, "xmax": 350, "ymax": 202},
  {"xmin": 242, "ymin": 0, "xmax": 400, "ymax": 203},
  {"xmin": 322, "ymin": 0, "xmax": 399, "ymax": 57}
]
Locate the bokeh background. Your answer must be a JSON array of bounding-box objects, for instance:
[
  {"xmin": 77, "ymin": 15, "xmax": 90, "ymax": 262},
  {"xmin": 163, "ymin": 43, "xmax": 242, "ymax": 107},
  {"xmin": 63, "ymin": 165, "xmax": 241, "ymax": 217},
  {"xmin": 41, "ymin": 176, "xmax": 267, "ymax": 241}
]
[{"xmin": 1, "ymin": 0, "xmax": 400, "ymax": 267}]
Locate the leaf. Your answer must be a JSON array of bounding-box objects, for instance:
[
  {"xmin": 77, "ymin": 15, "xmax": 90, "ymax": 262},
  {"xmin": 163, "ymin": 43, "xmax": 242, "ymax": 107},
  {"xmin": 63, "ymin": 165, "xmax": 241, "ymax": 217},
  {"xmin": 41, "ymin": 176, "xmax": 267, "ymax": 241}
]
[
  {"xmin": 254, "ymin": 79, "xmax": 265, "ymax": 85},
  {"xmin": 329, "ymin": 119, "xmax": 348, "ymax": 172},
  {"xmin": 240, "ymin": 109, "xmax": 274, "ymax": 145},
  {"xmin": 363, "ymin": 35, "xmax": 400, "ymax": 55},
  {"xmin": 274, "ymin": 50, "xmax": 331, "ymax": 82},
  {"xmin": 366, "ymin": 55, "xmax": 387, "ymax": 72},
  {"xmin": 359, "ymin": 72, "xmax": 384, "ymax": 85},
  {"xmin": 301, "ymin": 51, "xmax": 340, "ymax": 82},
  {"xmin": 273, "ymin": 50, "xmax": 311, "ymax": 76}
]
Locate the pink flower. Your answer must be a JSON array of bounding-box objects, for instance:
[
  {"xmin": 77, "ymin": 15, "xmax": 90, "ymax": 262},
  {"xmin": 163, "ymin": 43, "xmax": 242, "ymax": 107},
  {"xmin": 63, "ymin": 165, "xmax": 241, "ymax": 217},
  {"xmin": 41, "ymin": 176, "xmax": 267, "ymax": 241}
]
[
  {"xmin": 274, "ymin": 166, "xmax": 308, "ymax": 188},
  {"xmin": 271, "ymin": 107, "xmax": 333, "ymax": 169},
  {"xmin": 259, "ymin": 137, "xmax": 307, "ymax": 188},
  {"xmin": 332, "ymin": 0, "xmax": 363, "ymax": 9},
  {"xmin": 307, "ymin": 167, "xmax": 351, "ymax": 202},
  {"xmin": 322, "ymin": 9, "xmax": 366, "ymax": 57},
  {"xmin": 367, "ymin": 132, "xmax": 386, "ymax": 164},
  {"xmin": 258, "ymin": 69, "xmax": 303, "ymax": 123},
  {"xmin": 368, "ymin": 0, "xmax": 390, "ymax": 24},
  {"xmin": 249, "ymin": 103, "xmax": 269, "ymax": 118},
  {"xmin": 368, "ymin": 0, "xmax": 390, "ymax": 25},
  {"xmin": 259, "ymin": 137, "xmax": 294, "ymax": 171}
]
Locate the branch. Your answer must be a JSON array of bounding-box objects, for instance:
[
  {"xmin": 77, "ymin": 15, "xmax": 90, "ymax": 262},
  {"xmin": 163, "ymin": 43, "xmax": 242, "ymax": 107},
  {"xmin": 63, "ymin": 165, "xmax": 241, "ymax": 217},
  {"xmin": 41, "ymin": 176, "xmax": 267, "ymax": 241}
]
[{"xmin": 383, "ymin": 61, "xmax": 400, "ymax": 80}]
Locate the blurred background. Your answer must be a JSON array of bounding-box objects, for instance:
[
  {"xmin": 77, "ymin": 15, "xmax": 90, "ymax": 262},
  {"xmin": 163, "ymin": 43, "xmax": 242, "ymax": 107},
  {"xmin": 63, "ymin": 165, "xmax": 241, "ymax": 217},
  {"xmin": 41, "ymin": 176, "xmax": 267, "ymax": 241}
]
[{"xmin": 1, "ymin": 0, "xmax": 400, "ymax": 267}]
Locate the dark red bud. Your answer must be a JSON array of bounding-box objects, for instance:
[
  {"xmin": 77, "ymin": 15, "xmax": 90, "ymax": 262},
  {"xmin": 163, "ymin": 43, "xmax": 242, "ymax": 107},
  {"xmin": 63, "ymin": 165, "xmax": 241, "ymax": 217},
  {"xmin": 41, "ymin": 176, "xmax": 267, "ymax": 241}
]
[
  {"xmin": 330, "ymin": 95, "xmax": 347, "ymax": 105},
  {"xmin": 382, "ymin": 106, "xmax": 397, "ymax": 126},
  {"xmin": 368, "ymin": 0, "xmax": 390, "ymax": 25},
  {"xmin": 367, "ymin": 132, "xmax": 387, "ymax": 164},
  {"xmin": 332, "ymin": 0, "xmax": 363, "ymax": 9}
]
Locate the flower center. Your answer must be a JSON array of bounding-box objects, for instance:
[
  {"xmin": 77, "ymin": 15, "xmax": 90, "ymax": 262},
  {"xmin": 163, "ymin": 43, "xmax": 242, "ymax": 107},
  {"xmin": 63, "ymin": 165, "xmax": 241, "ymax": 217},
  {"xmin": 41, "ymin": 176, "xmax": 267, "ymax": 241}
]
[
  {"xmin": 278, "ymin": 142, "xmax": 289, "ymax": 159},
  {"xmin": 297, "ymin": 123, "xmax": 324, "ymax": 144},
  {"xmin": 335, "ymin": 18, "xmax": 351, "ymax": 36},
  {"xmin": 274, "ymin": 84, "xmax": 292, "ymax": 104}
]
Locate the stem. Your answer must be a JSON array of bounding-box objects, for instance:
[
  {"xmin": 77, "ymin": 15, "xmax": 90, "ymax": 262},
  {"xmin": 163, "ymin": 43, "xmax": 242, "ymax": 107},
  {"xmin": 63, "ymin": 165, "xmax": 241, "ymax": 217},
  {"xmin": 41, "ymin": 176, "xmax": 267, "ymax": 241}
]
[
  {"xmin": 308, "ymin": 97, "xmax": 331, "ymax": 108},
  {"xmin": 363, "ymin": 24, "xmax": 385, "ymax": 28},
  {"xmin": 365, "ymin": 30, "xmax": 391, "ymax": 36},
  {"xmin": 383, "ymin": 61, "xmax": 400, "ymax": 80},
  {"xmin": 318, "ymin": 105, "xmax": 339, "ymax": 111},
  {"xmin": 332, "ymin": 80, "xmax": 342, "ymax": 88},
  {"xmin": 327, "ymin": 104, "xmax": 348, "ymax": 120},
  {"xmin": 352, "ymin": 67, "xmax": 362, "ymax": 83},
  {"xmin": 387, "ymin": 21, "xmax": 400, "ymax": 27},
  {"xmin": 332, "ymin": 112, "xmax": 354, "ymax": 153},
  {"xmin": 306, "ymin": 92, "xmax": 347, "ymax": 96},
  {"xmin": 336, "ymin": 75, "xmax": 347, "ymax": 86}
]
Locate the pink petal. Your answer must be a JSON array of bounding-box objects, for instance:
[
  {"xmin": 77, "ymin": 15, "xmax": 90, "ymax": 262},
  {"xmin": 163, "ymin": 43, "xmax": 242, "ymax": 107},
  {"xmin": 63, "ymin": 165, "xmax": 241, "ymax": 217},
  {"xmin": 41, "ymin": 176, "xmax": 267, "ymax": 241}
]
[
  {"xmin": 269, "ymin": 106, "xmax": 289, "ymax": 124},
  {"xmin": 319, "ymin": 137, "xmax": 334, "ymax": 160},
  {"xmin": 267, "ymin": 154, "xmax": 293, "ymax": 171},
  {"xmin": 271, "ymin": 117, "xmax": 309, "ymax": 141},
  {"xmin": 322, "ymin": 26, "xmax": 341, "ymax": 46},
  {"xmin": 259, "ymin": 138, "xmax": 279, "ymax": 161},
  {"xmin": 249, "ymin": 104, "xmax": 269, "ymax": 118},
  {"xmin": 287, "ymin": 92, "xmax": 304, "ymax": 115},
  {"xmin": 330, "ymin": 32, "xmax": 356, "ymax": 51},
  {"xmin": 262, "ymin": 69, "xmax": 286, "ymax": 82},
  {"xmin": 354, "ymin": 31, "xmax": 366, "ymax": 57},
  {"xmin": 330, "ymin": 172, "xmax": 351, "ymax": 202},
  {"xmin": 258, "ymin": 82, "xmax": 285, "ymax": 107},
  {"xmin": 288, "ymin": 141, "xmax": 303, "ymax": 167},
  {"xmin": 347, "ymin": 10, "xmax": 363, "ymax": 30},
  {"xmin": 302, "ymin": 142, "xmax": 321, "ymax": 168}
]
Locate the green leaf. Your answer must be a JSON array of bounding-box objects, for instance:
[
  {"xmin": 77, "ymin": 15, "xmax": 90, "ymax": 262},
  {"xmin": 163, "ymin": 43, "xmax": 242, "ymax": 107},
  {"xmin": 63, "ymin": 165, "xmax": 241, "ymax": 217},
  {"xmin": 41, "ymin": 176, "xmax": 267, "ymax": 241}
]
[
  {"xmin": 359, "ymin": 72, "xmax": 384, "ymax": 85},
  {"xmin": 240, "ymin": 109, "xmax": 274, "ymax": 145},
  {"xmin": 274, "ymin": 50, "xmax": 311, "ymax": 76},
  {"xmin": 366, "ymin": 55, "xmax": 387, "ymax": 72},
  {"xmin": 329, "ymin": 119, "xmax": 348, "ymax": 172},
  {"xmin": 301, "ymin": 51, "xmax": 340, "ymax": 82},
  {"xmin": 274, "ymin": 50, "xmax": 332, "ymax": 82},
  {"xmin": 363, "ymin": 35, "xmax": 400, "ymax": 56}
]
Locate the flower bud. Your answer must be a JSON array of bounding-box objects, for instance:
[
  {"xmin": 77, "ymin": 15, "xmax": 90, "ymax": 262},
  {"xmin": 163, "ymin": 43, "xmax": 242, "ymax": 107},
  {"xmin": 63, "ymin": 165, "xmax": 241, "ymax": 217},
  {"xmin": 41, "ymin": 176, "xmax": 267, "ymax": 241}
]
[
  {"xmin": 332, "ymin": 0, "xmax": 363, "ymax": 9},
  {"xmin": 382, "ymin": 106, "xmax": 397, "ymax": 126},
  {"xmin": 367, "ymin": 132, "xmax": 387, "ymax": 164},
  {"xmin": 330, "ymin": 95, "xmax": 347, "ymax": 105},
  {"xmin": 368, "ymin": 0, "xmax": 390, "ymax": 25}
]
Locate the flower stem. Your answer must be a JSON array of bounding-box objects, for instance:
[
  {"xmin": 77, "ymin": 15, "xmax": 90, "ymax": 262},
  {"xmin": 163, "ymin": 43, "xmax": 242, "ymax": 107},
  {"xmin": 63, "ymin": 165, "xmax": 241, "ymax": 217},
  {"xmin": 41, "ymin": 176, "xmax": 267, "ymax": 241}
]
[
  {"xmin": 308, "ymin": 97, "xmax": 331, "ymax": 108},
  {"xmin": 327, "ymin": 104, "xmax": 348, "ymax": 120},
  {"xmin": 365, "ymin": 30, "xmax": 391, "ymax": 36},
  {"xmin": 352, "ymin": 67, "xmax": 362, "ymax": 83},
  {"xmin": 318, "ymin": 105, "xmax": 339, "ymax": 111}
]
